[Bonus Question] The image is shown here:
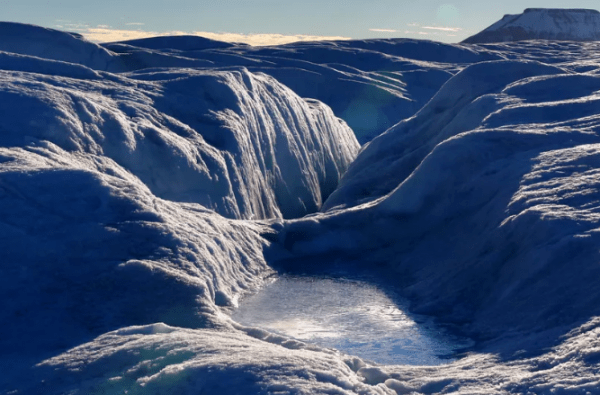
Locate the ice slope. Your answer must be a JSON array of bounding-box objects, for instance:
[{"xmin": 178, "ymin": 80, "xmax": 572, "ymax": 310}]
[
  {"xmin": 0, "ymin": 23, "xmax": 366, "ymax": 395},
  {"xmin": 463, "ymin": 8, "xmax": 600, "ymax": 43},
  {"xmin": 286, "ymin": 56, "xmax": 600, "ymax": 344},
  {"xmin": 0, "ymin": 59, "xmax": 357, "ymax": 220},
  {"xmin": 275, "ymin": 54, "xmax": 600, "ymax": 392},
  {"xmin": 106, "ymin": 37, "xmax": 502, "ymax": 142},
  {"xmin": 22, "ymin": 324, "xmax": 394, "ymax": 395},
  {"xmin": 322, "ymin": 59, "xmax": 566, "ymax": 210},
  {"xmin": 0, "ymin": 22, "xmax": 117, "ymax": 70},
  {"xmin": 0, "ymin": 142, "xmax": 270, "ymax": 369}
]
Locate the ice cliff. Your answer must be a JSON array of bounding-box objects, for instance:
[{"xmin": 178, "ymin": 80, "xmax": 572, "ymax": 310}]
[{"xmin": 0, "ymin": 23, "xmax": 359, "ymax": 220}]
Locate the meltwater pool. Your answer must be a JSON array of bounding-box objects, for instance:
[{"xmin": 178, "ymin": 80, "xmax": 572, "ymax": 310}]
[{"xmin": 232, "ymin": 274, "xmax": 472, "ymax": 365}]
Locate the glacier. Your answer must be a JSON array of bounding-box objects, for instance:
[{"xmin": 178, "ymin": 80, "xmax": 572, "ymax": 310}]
[{"xmin": 2, "ymin": 17, "xmax": 600, "ymax": 395}]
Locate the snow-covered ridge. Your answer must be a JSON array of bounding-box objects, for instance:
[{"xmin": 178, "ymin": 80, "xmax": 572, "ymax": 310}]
[
  {"xmin": 108, "ymin": 36, "xmax": 503, "ymax": 143},
  {"xmin": 322, "ymin": 59, "xmax": 566, "ymax": 210},
  {"xmin": 0, "ymin": 22, "xmax": 118, "ymax": 70},
  {"xmin": 463, "ymin": 8, "xmax": 600, "ymax": 43},
  {"xmin": 0, "ymin": 55, "xmax": 358, "ymax": 220}
]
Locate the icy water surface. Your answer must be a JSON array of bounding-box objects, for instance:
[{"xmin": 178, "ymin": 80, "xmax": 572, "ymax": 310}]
[{"xmin": 232, "ymin": 275, "xmax": 472, "ymax": 365}]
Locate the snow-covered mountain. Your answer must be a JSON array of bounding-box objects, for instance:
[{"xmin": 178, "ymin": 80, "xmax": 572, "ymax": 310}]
[
  {"xmin": 3, "ymin": 20, "xmax": 600, "ymax": 395},
  {"xmin": 463, "ymin": 8, "xmax": 600, "ymax": 43}
]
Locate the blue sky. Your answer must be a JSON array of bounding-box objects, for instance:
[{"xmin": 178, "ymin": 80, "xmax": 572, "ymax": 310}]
[{"xmin": 3, "ymin": 0, "xmax": 600, "ymax": 45}]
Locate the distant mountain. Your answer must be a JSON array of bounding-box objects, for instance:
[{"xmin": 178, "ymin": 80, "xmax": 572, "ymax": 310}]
[
  {"xmin": 105, "ymin": 34, "xmax": 241, "ymax": 51},
  {"xmin": 463, "ymin": 8, "xmax": 600, "ymax": 43}
]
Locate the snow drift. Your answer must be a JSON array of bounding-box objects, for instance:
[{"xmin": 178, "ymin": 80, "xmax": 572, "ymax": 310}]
[{"xmin": 0, "ymin": 22, "xmax": 117, "ymax": 70}]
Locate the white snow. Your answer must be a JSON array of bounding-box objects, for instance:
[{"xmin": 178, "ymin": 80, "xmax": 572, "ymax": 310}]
[{"xmin": 3, "ymin": 18, "xmax": 600, "ymax": 395}]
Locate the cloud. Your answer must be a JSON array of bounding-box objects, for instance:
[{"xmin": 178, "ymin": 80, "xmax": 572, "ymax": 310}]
[
  {"xmin": 79, "ymin": 27, "xmax": 351, "ymax": 46},
  {"xmin": 191, "ymin": 31, "xmax": 351, "ymax": 46},
  {"xmin": 421, "ymin": 26, "xmax": 462, "ymax": 32},
  {"xmin": 81, "ymin": 28, "xmax": 174, "ymax": 42},
  {"xmin": 126, "ymin": 22, "xmax": 145, "ymax": 26},
  {"xmin": 369, "ymin": 28, "xmax": 397, "ymax": 33},
  {"xmin": 62, "ymin": 23, "xmax": 90, "ymax": 32}
]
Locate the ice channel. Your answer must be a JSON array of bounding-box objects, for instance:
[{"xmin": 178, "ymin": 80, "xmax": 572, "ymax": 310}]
[{"xmin": 232, "ymin": 274, "xmax": 473, "ymax": 365}]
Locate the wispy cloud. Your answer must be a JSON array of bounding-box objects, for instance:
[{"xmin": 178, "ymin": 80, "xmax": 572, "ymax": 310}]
[
  {"xmin": 82, "ymin": 28, "xmax": 182, "ymax": 42},
  {"xmin": 191, "ymin": 31, "xmax": 351, "ymax": 46},
  {"xmin": 369, "ymin": 28, "xmax": 397, "ymax": 33},
  {"xmin": 79, "ymin": 27, "xmax": 351, "ymax": 46},
  {"xmin": 421, "ymin": 26, "xmax": 462, "ymax": 32},
  {"xmin": 126, "ymin": 22, "xmax": 145, "ymax": 26},
  {"xmin": 401, "ymin": 24, "xmax": 468, "ymax": 41},
  {"xmin": 62, "ymin": 23, "xmax": 90, "ymax": 32}
]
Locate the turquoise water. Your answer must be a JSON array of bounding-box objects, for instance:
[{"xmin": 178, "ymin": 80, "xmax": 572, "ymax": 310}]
[{"xmin": 232, "ymin": 275, "xmax": 472, "ymax": 365}]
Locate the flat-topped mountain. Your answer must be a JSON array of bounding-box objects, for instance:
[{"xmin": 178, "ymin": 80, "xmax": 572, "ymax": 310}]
[{"xmin": 463, "ymin": 8, "xmax": 600, "ymax": 43}]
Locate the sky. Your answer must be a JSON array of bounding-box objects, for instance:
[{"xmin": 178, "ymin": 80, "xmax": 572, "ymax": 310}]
[{"xmin": 3, "ymin": 0, "xmax": 600, "ymax": 45}]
